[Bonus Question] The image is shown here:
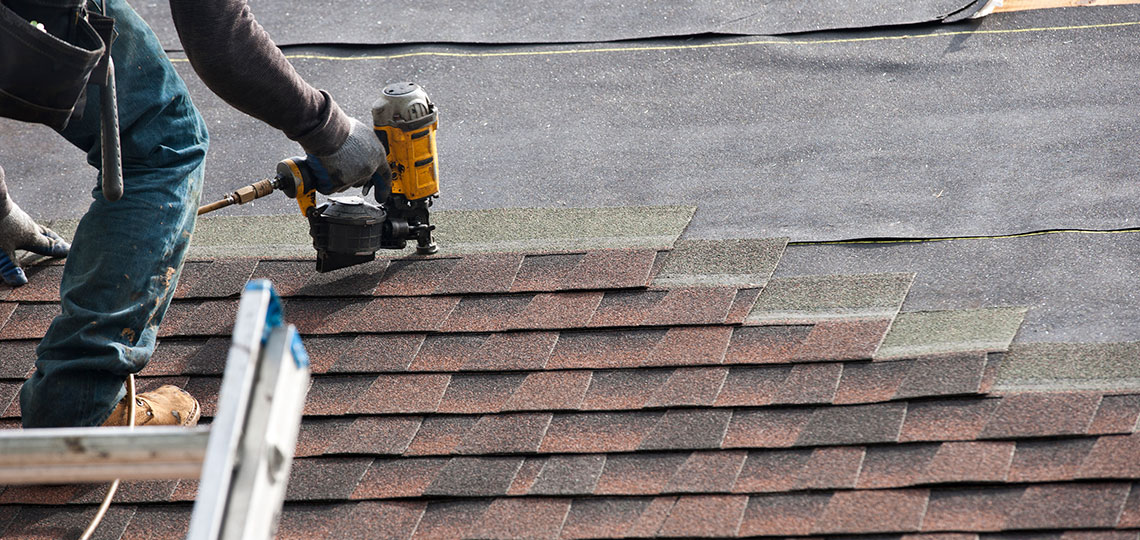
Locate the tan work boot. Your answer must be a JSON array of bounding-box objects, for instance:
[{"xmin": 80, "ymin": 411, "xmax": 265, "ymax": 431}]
[{"xmin": 102, "ymin": 385, "xmax": 201, "ymax": 427}]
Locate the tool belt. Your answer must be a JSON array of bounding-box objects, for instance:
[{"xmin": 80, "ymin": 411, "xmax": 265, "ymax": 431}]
[{"xmin": 0, "ymin": 0, "xmax": 114, "ymax": 131}]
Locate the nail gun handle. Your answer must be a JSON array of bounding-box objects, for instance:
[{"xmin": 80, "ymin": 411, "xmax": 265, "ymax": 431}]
[{"xmin": 275, "ymin": 158, "xmax": 318, "ymax": 217}]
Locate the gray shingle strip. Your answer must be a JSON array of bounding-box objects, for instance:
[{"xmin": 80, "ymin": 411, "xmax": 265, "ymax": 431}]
[
  {"xmin": 140, "ymin": 206, "xmax": 696, "ymax": 259},
  {"xmin": 747, "ymin": 273, "xmax": 915, "ymax": 324},
  {"xmin": 652, "ymin": 238, "xmax": 788, "ymax": 288},
  {"xmin": 874, "ymin": 307, "xmax": 1028, "ymax": 361},
  {"xmin": 993, "ymin": 342, "xmax": 1140, "ymax": 393}
]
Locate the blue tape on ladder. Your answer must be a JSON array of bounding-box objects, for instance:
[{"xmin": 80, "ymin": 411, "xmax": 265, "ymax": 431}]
[
  {"xmin": 245, "ymin": 279, "xmax": 283, "ymax": 343},
  {"xmin": 290, "ymin": 329, "xmax": 310, "ymax": 369}
]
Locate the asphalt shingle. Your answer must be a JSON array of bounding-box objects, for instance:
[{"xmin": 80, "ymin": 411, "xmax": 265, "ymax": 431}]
[{"xmin": 6, "ymin": 216, "xmax": 1138, "ymax": 540}]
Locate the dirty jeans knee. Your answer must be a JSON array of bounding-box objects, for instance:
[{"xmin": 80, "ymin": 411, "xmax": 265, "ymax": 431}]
[{"xmin": 18, "ymin": 0, "xmax": 208, "ymax": 428}]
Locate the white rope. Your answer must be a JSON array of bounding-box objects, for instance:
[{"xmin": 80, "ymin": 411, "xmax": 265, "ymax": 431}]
[{"xmin": 78, "ymin": 373, "xmax": 135, "ymax": 540}]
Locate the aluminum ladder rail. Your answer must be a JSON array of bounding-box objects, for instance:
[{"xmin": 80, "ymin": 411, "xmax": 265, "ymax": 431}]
[{"xmin": 0, "ymin": 279, "xmax": 311, "ymax": 540}]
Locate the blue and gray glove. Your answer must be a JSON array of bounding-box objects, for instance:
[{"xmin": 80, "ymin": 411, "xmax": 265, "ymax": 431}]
[
  {"xmin": 305, "ymin": 118, "xmax": 391, "ymax": 197},
  {"xmin": 0, "ymin": 201, "xmax": 70, "ymax": 286}
]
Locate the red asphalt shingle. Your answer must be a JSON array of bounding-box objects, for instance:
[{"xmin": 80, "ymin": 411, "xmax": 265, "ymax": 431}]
[{"xmin": 5, "ymin": 238, "xmax": 1138, "ymax": 540}]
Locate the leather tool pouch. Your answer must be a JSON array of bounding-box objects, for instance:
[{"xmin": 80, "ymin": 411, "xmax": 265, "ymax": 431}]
[{"xmin": 0, "ymin": 0, "xmax": 107, "ymax": 130}]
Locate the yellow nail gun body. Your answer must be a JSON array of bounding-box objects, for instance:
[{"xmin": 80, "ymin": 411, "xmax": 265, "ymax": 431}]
[{"xmin": 199, "ymin": 82, "xmax": 440, "ymax": 272}]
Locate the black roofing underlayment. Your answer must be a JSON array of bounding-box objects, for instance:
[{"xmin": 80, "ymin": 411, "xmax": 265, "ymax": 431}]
[
  {"xmin": 2, "ymin": 5, "xmax": 1138, "ymax": 242},
  {"xmin": 131, "ymin": 0, "xmax": 979, "ymax": 49}
]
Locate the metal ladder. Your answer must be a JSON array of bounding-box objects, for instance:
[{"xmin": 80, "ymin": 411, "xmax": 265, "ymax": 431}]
[{"xmin": 0, "ymin": 279, "xmax": 311, "ymax": 540}]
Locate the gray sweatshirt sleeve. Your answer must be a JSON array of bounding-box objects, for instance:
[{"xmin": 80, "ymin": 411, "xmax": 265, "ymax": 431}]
[{"xmin": 167, "ymin": 0, "xmax": 350, "ymax": 155}]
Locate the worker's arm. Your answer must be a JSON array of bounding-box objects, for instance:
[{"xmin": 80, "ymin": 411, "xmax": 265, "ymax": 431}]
[
  {"xmin": 167, "ymin": 0, "xmax": 386, "ymax": 193},
  {"xmin": 0, "ymin": 166, "xmax": 70, "ymax": 286}
]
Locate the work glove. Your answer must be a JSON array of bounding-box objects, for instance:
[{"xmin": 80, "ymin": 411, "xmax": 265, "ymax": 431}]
[
  {"xmin": 0, "ymin": 202, "xmax": 70, "ymax": 286},
  {"xmin": 305, "ymin": 118, "xmax": 391, "ymax": 197}
]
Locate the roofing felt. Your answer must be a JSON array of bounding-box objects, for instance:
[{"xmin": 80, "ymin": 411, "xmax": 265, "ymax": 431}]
[
  {"xmin": 130, "ymin": 0, "xmax": 978, "ymax": 49},
  {"xmin": 4, "ymin": 5, "xmax": 1140, "ymax": 242},
  {"xmin": 1, "ymin": 221, "xmax": 1138, "ymax": 538}
]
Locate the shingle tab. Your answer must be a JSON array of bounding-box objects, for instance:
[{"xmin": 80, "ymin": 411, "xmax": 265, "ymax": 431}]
[
  {"xmin": 1088, "ymin": 394, "xmax": 1140, "ymax": 435},
  {"xmin": 540, "ymin": 411, "xmax": 664, "ymax": 453},
  {"xmin": 658, "ymin": 495, "xmax": 748, "ymax": 537},
  {"xmin": 595, "ymin": 452, "xmax": 689, "ymax": 496},
  {"xmin": 423, "ymin": 456, "xmax": 525, "ymax": 497},
  {"xmin": 504, "ymin": 370, "xmax": 592, "ymax": 411},
  {"xmin": 469, "ymin": 498, "xmax": 571, "ymax": 540},
  {"xmin": 796, "ymin": 446, "xmax": 866, "ymax": 490},
  {"xmin": 723, "ymin": 408, "xmax": 814, "ymax": 448},
  {"xmin": 1, "ymin": 506, "xmax": 135, "ymax": 540},
  {"xmin": 286, "ymin": 457, "xmax": 373, "ymax": 501},
  {"xmin": 1008, "ymin": 438, "xmax": 1097, "ymax": 483},
  {"xmin": 351, "ymin": 457, "xmax": 448, "ymax": 499},
  {"xmin": 412, "ymin": 499, "xmax": 492, "ymax": 540},
  {"xmin": 0, "ymin": 303, "xmax": 59, "ymax": 339},
  {"xmin": 559, "ymin": 497, "xmax": 654, "ymax": 540},
  {"xmin": 436, "ymin": 373, "xmax": 526, "ymax": 414},
  {"xmin": 588, "ymin": 290, "xmax": 666, "ymax": 327},
  {"xmin": 876, "ymin": 308, "xmax": 1027, "ymax": 360},
  {"xmin": 404, "ymin": 415, "xmax": 480, "ymax": 456},
  {"xmin": 749, "ymin": 273, "xmax": 914, "ymax": 324},
  {"xmin": 664, "ymin": 450, "xmax": 748, "ymax": 493},
  {"xmin": 1006, "ymin": 483, "xmax": 1133, "ymax": 530},
  {"xmin": 922, "ymin": 441, "xmax": 1015, "ymax": 484},
  {"xmin": 639, "ymin": 408, "xmax": 733, "ymax": 450},
  {"xmin": 922, "ymin": 486, "xmax": 1025, "ymax": 532},
  {"xmin": 456, "ymin": 412, "xmax": 553, "ymax": 454},
  {"xmin": 335, "ymin": 334, "xmax": 424, "ymax": 373},
  {"xmin": 433, "ymin": 253, "xmax": 523, "ymax": 294},
  {"xmin": 409, "ymin": 333, "xmax": 488, "ymax": 371},
  {"xmin": 733, "ymin": 449, "xmax": 814, "ymax": 493},
  {"xmin": 561, "ymin": 249, "xmax": 657, "ymax": 290},
  {"xmin": 645, "ymin": 367, "xmax": 728, "ymax": 407},
  {"xmin": 814, "ymin": 489, "xmax": 929, "ymax": 534},
  {"xmin": 510, "ymin": 252, "xmax": 583, "ymax": 292},
  {"xmin": 1078, "ymin": 434, "xmax": 1140, "ymax": 478},
  {"xmin": 305, "ymin": 375, "xmax": 379, "ymax": 415},
  {"xmin": 581, "ymin": 369, "xmax": 671, "ymax": 410},
  {"xmin": 900, "ymin": 398, "xmax": 1001, "ymax": 442},
  {"xmin": 642, "ymin": 286, "xmax": 736, "ymax": 326},
  {"xmin": 771, "ymin": 363, "xmax": 843, "ymax": 405},
  {"xmin": 795, "ymin": 402, "xmax": 907, "ymax": 446},
  {"xmin": 645, "ymin": 326, "xmax": 733, "ymax": 366},
  {"xmin": 326, "ymin": 416, "xmax": 422, "ymax": 455},
  {"xmin": 461, "ymin": 331, "xmax": 558, "ymax": 371},
  {"xmin": 792, "ymin": 318, "xmax": 893, "ymax": 362},
  {"xmin": 528, "ymin": 454, "xmax": 606, "ymax": 495},
  {"xmin": 652, "ymin": 238, "xmax": 787, "ymax": 288},
  {"xmin": 358, "ymin": 296, "xmax": 461, "ymax": 333},
  {"xmin": 724, "ymin": 325, "xmax": 813, "ymax": 365},
  {"xmin": 739, "ymin": 493, "xmax": 830, "ymax": 536},
  {"xmin": 834, "ymin": 360, "xmax": 908, "ymax": 404},
  {"xmin": 548, "ymin": 328, "xmax": 666, "ymax": 369},
  {"xmin": 511, "ymin": 292, "xmax": 602, "ymax": 329},
  {"xmin": 353, "ymin": 373, "xmax": 449, "ymax": 414},
  {"xmin": 858, "ymin": 444, "xmax": 940, "ymax": 489},
  {"xmin": 894, "ymin": 353, "xmax": 987, "ymax": 399},
  {"xmin": 296, "ymin": 259, "xmax": 387, "ymax": 297},
  {"xmin": 980, "ymin": 392, "xmax": 1101, "ymax": 439},
  {"xmin": 715, "ymin": 366, "xmax": 792, "ymax": 407},
  {"xmin": 373, "ymin": 257, "xmax": 459, "ymax": 296}
]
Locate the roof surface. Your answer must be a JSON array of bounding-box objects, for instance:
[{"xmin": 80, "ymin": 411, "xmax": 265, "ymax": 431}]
[
  {"xmin": 1, "ymin": 225, "xmax": 1138, "ymax": 538},
  {"xmin": 2, "ymin": 1, "xmax": 1139, "ymax": 538}
]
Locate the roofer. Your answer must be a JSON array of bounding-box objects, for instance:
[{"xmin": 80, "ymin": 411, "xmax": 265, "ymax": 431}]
[{"xmin": 1, "ymin": 0, "xmax": 389, "ymax": 428}]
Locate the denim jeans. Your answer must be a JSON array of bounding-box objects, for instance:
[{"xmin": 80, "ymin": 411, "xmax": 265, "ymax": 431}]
[{"xmin": 19, "ymin": 0, "xmax": 209, "ymax": 427}]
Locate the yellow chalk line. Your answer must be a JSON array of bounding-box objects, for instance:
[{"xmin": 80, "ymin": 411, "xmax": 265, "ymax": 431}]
[
  {"xmin": 168, "ymin": 19, "xmax": 1140, "ymax": 63},
  {"xmin": 791, "ymin": 228, "xmax": 1140, "ymax": 246}
]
